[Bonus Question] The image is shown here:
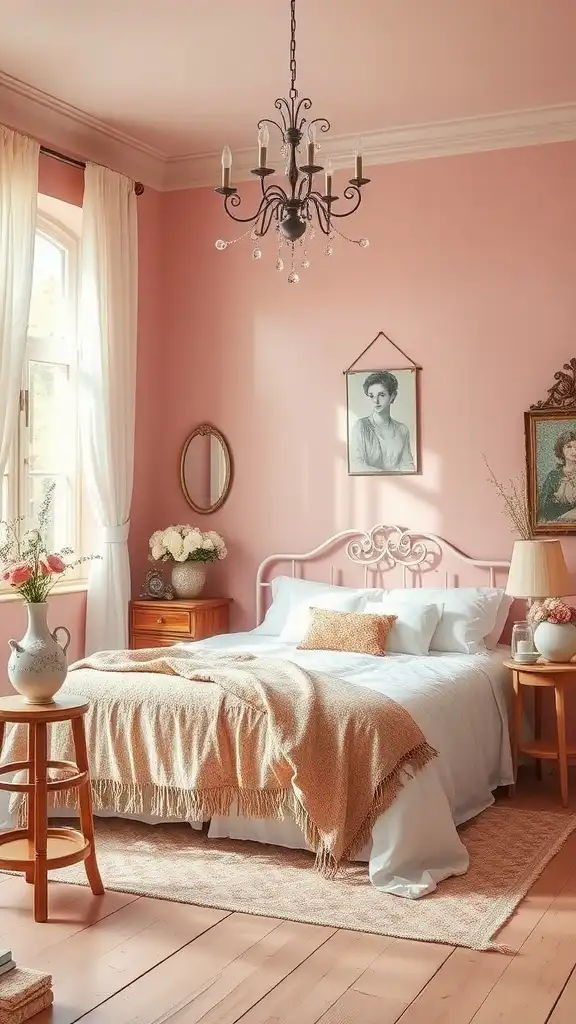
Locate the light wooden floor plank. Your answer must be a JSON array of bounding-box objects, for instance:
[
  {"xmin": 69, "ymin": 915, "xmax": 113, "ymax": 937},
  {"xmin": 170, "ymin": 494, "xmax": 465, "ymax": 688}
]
[
  {"xmin": 316, "ymin": 938, "xmax": 454, "ymax": 1024},
  {"xmin": 393, "ymin": 829, "xmax": 576, "ymax": 1024},
  {"xmin": 76, "ymin": 912, "xmax": 295, "ymax": 1024},
  {"xmin": 469, "ymin": 871, "xmax": 576, "ymax": 1023},
  {"xmin": 547, "ymin": 965, "xmax": 576, "ymax": 1022},
  {"xmin": 235, "ymin": 929, "xmax": 391, "ymax": 1024},
  {"xmin": 0, "ymin": 877, "xmax": 139, "ymax": 958},
  {"xmin": 21, "ymin": 897, "xmax": 230, "ymax": 1024}
]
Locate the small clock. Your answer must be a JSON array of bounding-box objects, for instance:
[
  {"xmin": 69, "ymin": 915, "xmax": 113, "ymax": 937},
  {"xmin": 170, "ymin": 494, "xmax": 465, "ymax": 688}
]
[{"xmin": 140, "ymin": 569, "xmax": 174, "ymax": 600}]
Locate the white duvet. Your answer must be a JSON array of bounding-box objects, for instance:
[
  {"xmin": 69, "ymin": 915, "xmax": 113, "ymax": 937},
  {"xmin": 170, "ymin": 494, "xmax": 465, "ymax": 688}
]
[{"xmin": 190, "ymin": 633, "xmax": 513, "ymax": 897}]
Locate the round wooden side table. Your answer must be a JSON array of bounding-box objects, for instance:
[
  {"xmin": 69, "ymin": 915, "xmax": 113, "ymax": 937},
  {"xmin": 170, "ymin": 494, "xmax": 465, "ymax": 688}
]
[
  {"xmin": 0, "ymin": 694, "xmax": 104, "ymax": 922},
  {"xmin": 504, "ymin": 659, "xmax": 576, "ymax": 808}
]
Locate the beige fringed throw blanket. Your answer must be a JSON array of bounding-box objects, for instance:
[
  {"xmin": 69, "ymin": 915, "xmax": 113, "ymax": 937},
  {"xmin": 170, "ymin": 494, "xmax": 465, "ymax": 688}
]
[{"xmin": 4, "ymin": 648, "xmax": 437, "ymax": 873}]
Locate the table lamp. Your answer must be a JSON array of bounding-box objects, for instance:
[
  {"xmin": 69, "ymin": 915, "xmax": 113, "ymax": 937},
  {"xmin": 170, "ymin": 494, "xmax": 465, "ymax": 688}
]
[{"xmin": 506, "ymin": 540, "xmax": 573, "ymax": 662}]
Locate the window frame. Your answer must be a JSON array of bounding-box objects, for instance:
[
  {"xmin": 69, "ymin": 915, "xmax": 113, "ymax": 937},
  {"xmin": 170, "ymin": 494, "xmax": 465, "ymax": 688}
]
[{"xmin": 0, "ymin": 210, "xmax": 87, "ymax": 594}]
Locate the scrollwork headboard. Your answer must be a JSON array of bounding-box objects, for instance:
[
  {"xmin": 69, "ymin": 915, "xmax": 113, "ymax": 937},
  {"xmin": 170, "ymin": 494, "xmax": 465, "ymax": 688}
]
[{"xmin": 255, "ymin": 525, "xmax": 510, "ymax": 625}]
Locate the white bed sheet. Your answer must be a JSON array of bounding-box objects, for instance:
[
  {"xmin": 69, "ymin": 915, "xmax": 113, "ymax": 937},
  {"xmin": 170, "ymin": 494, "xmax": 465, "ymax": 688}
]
[{"xmin": 188, "ymin": 633, "xmax": 513, "ymax": 897}]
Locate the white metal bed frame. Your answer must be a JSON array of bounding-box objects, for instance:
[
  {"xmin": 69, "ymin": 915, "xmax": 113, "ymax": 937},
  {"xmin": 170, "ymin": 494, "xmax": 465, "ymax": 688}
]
[{"xmin": 256, "ymin": 525, "xmax": 510, "ymax": 625}]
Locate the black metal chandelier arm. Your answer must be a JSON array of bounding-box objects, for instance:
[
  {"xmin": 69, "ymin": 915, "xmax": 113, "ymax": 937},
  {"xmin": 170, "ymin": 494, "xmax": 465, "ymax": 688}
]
[
  {"xmin": 258, "ymin": 197, "xmax": 283, "ymax": 236},
  {"xmin": 306, "ymin": 116, "xmax": 331, "ymax": 136},
  {"xmin": 308, "ymin": 195, "xmax": 332, "ymax": 235},
  {"xmin": 329, "ymin": 184, "xmax": 363, "ymax": 219},
  {"xmin": 257, "ymin": 117, "xmax": 286, "ymax": 143},
  {"xmin": 223, "ymin": 192, "xmax": 271, "ymax": 224},
  {"xmin": 294, "ymin": 96, "xmax": 312, "ymax": 130},
  {"xmin": 261, "ymin": 182, "xmax": 289, "ymax": 202},
  {"xmin": 274, "ymin": 97, "xmax": 293, "ymax": 133}
]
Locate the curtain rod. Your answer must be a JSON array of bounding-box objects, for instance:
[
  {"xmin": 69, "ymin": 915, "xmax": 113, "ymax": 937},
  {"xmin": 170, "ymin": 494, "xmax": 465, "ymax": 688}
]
[{"xmin": 40, "ymin": 145, "xmax": 145, "ymax": 195}]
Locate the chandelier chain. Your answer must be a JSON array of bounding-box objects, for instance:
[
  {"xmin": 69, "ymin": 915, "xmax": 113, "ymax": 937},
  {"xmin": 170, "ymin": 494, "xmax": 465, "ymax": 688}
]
[{"xmin": 289, "ymin": 0, "xmax": 297, "ymax": 100}]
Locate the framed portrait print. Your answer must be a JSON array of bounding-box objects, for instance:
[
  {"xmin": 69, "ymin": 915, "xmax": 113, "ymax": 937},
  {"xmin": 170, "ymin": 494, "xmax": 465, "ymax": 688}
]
[
  {"xmin": 346, "ymin": 367, "xmax": 420, "ymax": 475},
  {"xmin": 525, "ymin": 359, "xmax": 576, "ymax": 535}
]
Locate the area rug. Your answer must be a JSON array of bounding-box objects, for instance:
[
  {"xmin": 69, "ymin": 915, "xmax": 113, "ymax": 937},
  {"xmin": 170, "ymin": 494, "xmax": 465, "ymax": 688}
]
[{"xmin": 31, "ymin": 807, "xmax": 576, "ymax": 951}]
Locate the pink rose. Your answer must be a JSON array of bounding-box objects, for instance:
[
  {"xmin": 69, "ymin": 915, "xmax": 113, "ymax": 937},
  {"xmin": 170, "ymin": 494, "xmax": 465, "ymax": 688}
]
[
  {"xmin": 7, "ymin": 562, "xmax": 32, "ymax": 586},
  {"xmin": 44, "ymin": 554, "xmax": 66, "ymax": 574}
]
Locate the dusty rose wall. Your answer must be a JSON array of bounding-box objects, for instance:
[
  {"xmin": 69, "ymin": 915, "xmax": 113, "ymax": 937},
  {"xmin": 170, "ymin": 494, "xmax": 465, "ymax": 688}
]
[
  {"xmin": 135, "ymin": 141, "xmax": 576, "ymax": 634},
  {"xmin": 0, "ymin": 155, "xmax": 162, "ymax": 692}
]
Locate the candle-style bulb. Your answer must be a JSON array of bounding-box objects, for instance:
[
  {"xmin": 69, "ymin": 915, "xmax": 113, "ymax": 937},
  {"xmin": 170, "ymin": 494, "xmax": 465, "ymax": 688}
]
[
  {"xmin": 354, "ymin": 138, "xmax": 363, "ymax": 181},
  {"xmin": 257, "ymin": 125, "xmax": 269, "ymax": 169},
  {"xmin": 306, "ymin": 123, "xmax": 317, "ymax": 169},
  {"xmin": 221, "ymin": 145, "xmax": 232, "ymax": 188},
  {"xmin": 325, "ymin": 157, "xmax": 333, "ymax": 196}
]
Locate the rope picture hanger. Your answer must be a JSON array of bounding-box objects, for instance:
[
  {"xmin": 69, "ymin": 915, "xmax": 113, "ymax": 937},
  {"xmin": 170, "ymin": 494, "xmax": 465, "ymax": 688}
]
[
  {"xmin": 343, "ymin": 330, "xmax": 422, "ymax": 374},
  {"xmin": 344, "ymin": 331, "xmax": 422, "ymax": 476}
]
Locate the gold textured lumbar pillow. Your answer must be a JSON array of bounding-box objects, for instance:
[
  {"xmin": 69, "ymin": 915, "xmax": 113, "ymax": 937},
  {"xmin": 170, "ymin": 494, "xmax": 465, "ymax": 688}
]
[{"xmin": 297, "ymin": 607, "xmax": 397, "ymax": 656}]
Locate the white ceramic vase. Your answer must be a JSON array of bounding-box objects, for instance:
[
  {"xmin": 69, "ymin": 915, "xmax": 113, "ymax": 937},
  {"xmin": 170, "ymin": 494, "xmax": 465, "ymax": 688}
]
[
  {"xmin": 533, "ymin": 621, "xmax": 576, "ymax": 663},
  {"xmin": 171, "ymin": 562, "xmax": 207, "ymax": 599},
  {"xmin": 8, "ymin": 602, "xmax": 71, "ymax": 704}
]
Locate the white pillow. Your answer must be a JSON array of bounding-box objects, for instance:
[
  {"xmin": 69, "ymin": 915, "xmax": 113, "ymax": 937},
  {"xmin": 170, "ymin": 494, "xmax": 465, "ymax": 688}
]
[
  {"xmin": 485, "ymin": 594, "xmax": 514, "ymax": 648},
  {"xmin": 378, "ymin": 587, "xmax": 506, "ymax": 654},
  {"xmin": 253, "ymin": 576, "xmax": 379, "ymax": 637},
  {"xmin": 279, "ymin": 590, "xmax": 365, "ymax": 644},
  {"xmin": 363, "ymin": 597, "xmax": 442, "ymax": 656}
]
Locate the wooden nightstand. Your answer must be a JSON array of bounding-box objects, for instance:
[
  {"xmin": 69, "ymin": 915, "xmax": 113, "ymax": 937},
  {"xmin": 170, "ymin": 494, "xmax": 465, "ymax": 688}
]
[
  {"xmin": 504, "ymin": 659, "xmax": 576, "ymax": 807},
  {"xmin": 129, "ymin": 598, "xmax": 231, "ymax": 650}
]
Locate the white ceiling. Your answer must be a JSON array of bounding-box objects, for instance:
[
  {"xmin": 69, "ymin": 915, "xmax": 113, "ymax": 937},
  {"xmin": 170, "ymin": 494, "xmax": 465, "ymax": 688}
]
[{"xmin": 0, "ymin": 0, "xmax": 575, "ymax": 189}]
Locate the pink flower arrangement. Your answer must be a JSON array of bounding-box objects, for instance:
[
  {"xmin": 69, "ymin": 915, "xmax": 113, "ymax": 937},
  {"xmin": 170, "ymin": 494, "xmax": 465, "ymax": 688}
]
[
  {"xmin": 0, "ymin": 483, "xmax": 97, "ymax": 603},
  {"xmin": 528, "ymin": 597, "xmax": 576, "ymax": 626}
]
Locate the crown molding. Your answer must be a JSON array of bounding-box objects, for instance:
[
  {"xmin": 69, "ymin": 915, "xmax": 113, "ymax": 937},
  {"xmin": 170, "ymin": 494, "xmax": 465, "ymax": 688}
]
[
  {"xmin": 162, "ymin": 102, "xmax": 576, "ymax": 191},
  {"xmin": 0, "ymin": 68, "xmax": 575, "ymax": 193},
  {"xmin": 0, "ymin": 71, "xmax": 167, "ymax": 189}
]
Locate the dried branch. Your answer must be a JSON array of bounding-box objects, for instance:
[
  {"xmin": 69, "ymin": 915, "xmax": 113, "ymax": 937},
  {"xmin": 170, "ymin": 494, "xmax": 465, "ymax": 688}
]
[{"xmin": 483, "ymin": 454, "xmax": 533, "ymax": 540}]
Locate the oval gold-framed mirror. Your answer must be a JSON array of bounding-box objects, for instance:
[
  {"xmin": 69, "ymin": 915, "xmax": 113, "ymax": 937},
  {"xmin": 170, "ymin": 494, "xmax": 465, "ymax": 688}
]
[{"xmin": 180, "ymin": 424, "xmax": 233, "ymax": 514}]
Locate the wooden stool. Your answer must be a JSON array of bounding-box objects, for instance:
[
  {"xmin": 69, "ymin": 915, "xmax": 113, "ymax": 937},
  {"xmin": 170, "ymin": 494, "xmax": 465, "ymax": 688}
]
[{"xmin": 0, "ymin": 695, "xmax": 104, "ymax": 922}]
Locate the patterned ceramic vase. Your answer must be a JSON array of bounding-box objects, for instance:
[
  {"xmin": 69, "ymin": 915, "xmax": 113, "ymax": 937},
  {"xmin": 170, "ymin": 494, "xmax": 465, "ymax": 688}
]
[
  {"xmin": 8, "ymin": 602, "xmax": 71, "ymax": 704},
  {"xmin": 533, "ymin": 621, "xmax": 576, "ymax": 663},
  {"xmin": 171, "ymin": 562, "xmax": 207, "ymax": 599}
]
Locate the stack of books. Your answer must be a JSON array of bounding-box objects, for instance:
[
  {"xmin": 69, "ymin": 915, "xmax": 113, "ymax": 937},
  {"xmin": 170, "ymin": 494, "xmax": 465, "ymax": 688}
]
[
  {"xmin": 0, "ymin": 964, "xmax": 53, "ymax": 1024},
  {"xmin": 0, "ymin": 951, "xmax": 14, "ymax": 979}
]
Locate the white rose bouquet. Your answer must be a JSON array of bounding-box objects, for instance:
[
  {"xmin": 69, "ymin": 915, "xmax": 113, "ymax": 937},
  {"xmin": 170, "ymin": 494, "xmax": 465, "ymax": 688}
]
[{"xmin": 148, "ymin": 525, "xmax": 227, "ymax": 564}]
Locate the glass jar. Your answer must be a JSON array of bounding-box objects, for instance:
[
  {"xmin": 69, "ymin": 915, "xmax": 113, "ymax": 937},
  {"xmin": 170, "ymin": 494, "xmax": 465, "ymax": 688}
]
[{"xmin": 511, "ymin": 620, "xmax": 538, "ymax": 663}]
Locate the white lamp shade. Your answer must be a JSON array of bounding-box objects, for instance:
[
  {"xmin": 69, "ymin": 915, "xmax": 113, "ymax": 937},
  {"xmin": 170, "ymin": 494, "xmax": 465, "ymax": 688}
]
[{"xmin": 506, "ymin": 540, "xmax": 572, "ymax": 598}]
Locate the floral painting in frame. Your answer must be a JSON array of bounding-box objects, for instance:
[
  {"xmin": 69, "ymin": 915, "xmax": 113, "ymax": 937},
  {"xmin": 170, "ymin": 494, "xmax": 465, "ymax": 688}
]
[
  {"xmin": 346, "ymin": 367, "xmax": 420, "ymax": 476},
  {"xmin": 525, "ymin": 359, "xmax": 576, "ymax": 535}
]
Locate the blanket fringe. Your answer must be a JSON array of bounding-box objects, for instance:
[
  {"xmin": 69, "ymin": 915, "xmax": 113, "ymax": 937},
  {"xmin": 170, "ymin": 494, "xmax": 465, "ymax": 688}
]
[{"xmin": 14, "ymin": 738, "xmax": 437, "ymax": 878}]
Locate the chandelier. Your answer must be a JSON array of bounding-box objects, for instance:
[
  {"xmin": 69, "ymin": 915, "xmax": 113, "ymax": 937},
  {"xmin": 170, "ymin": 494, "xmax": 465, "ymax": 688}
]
[{"xmin": 214, "ymin": 0, "xmax": 370, "ymax": 282}]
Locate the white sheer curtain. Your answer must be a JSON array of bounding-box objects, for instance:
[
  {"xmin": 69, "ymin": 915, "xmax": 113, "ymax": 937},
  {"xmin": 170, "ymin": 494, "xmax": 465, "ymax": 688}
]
[
  {"xmin": 79, "ymin": 163, "xmax": 138, "ymax": 653},
  {"xmin": 0, "ymin": 126, "xmax": 39, "ymax": 501}
]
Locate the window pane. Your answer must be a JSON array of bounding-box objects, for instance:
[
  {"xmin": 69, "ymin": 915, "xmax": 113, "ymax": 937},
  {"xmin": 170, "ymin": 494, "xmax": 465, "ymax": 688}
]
[
  {"xmin": 28, "ymin": 361, "xmax": 71, "ymax": 472},
  {"xmin": 26, "ymin": 360, "xmax": 76, "ymax": 552},
  {"xmin": 27, "ymin": 233, "xmax": 66, "ymax": 339}
]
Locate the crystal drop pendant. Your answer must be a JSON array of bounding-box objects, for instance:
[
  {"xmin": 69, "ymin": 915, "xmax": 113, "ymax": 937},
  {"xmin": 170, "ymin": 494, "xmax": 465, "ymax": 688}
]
[
  {"xmin": 275, "ymin": 257, "xmax": 284, "ymax": 272},
  {"xmin": 252, "ymin": 248, "xmax": 262, "ymax": 260},
  {"xmin": 324, "ymin": 245, "xmax": 334, "ymax": 257},
  {"xmin": 215, "ymin": 239, "xmax": 228, "ymax": 250},
  {"xmin": 287, "ymin": 271, "xmax": 300, "ymax": 284},
  {"xmin": 301, "ymin": 258, "xmax": 310, "ymax": 269},
  {"xmin": 359, "ymin": 237, "xmax": 370, "ymax": 248}
]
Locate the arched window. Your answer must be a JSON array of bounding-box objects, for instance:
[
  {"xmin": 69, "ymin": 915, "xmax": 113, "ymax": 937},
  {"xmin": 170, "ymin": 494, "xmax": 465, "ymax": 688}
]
[{"xmin": 2, "ymin": 207, "xmax": 85, "ymax": 581}]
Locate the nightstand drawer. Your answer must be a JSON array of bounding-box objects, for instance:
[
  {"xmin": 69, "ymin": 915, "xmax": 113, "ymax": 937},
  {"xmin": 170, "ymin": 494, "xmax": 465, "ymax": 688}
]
[
  {"xmin": 132, "ymin": 606, "xmax": 192, "ymax": 635},
  {"xmin": 132, "ymin": 632, "xmax": 181, "ymax": 650}
]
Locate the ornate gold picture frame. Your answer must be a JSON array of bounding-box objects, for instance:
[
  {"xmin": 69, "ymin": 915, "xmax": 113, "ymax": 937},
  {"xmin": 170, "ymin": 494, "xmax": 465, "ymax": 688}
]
[{"xmin": 525, "ymin": 359, "xmax": 576, "ymax": 535}]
